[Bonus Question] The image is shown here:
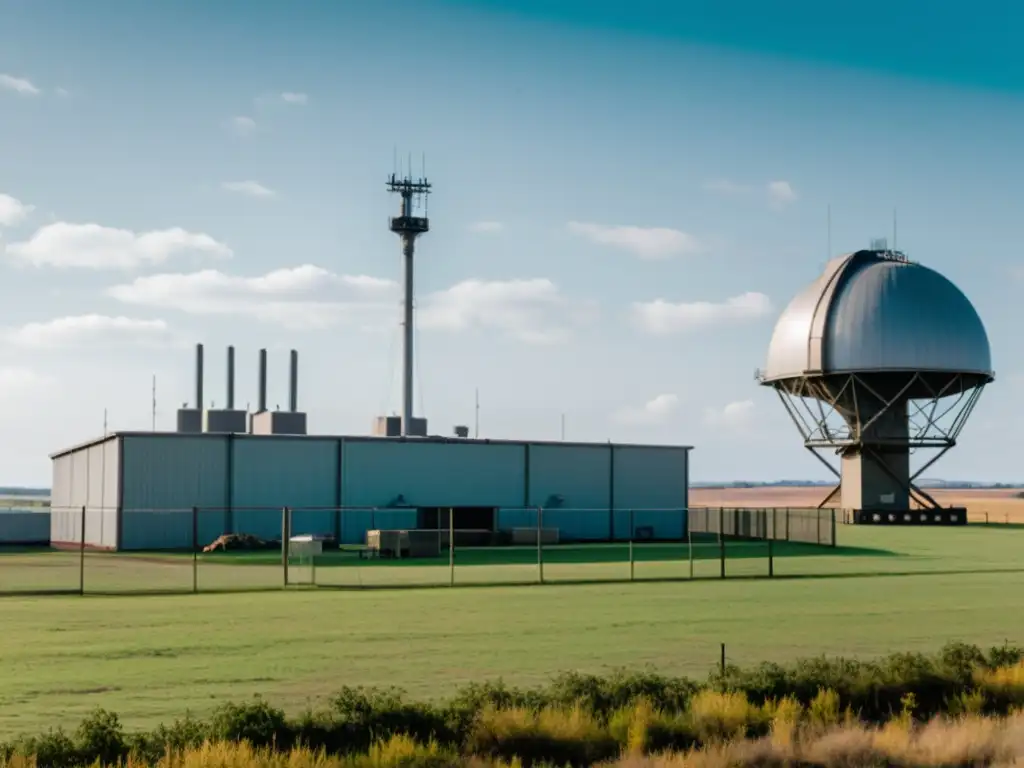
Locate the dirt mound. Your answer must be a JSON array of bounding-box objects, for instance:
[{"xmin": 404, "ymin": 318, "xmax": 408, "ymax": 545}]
[{"xmin": 203, "ymin": 533, "xmax": 278, "ymax": 553}]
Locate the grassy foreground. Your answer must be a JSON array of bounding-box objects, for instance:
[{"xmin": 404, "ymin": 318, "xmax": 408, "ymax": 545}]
[{"xmin": 5, "ymin": 642, "xmax": 1024, "ymax": 766}]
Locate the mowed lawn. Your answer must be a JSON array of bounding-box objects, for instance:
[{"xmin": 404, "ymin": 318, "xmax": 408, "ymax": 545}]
[{"xmin": 1, "ymin": 525, "xmax": 1023, "ymax": 736}]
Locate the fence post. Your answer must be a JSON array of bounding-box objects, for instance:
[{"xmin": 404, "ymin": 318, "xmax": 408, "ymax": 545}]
[
  {"xmin": 282, "ymin": 507, "xmax": 290, "ymax": 588},
  {"xmin": 688, "ymin": 520, "xmax": 694, "ymax": 579},
  {"xmin": 718, "ymin": 508, "xmax": 725, "ymax": 579},
  {"xmin": 831, "ymin": 509, "xmax": 837, "ymax": 547},
  {"xmin": 768, "ymin": 537, "xmax": 774, "ymax": 577},
  {"xmin": 628, "ymin": 509, "xmax": 635, "ymax": 582},
  {"xmin": 192, "ymin": 506, "xmax": 199, "ymax": 594},
  {"xmin": 79, "ymin": 505, "xmax": 86, "ymax": 596},
  {"xmin": 449, "ymin": 507, "xmax": 455, "ymax": 587},
  {"xmin": 537, "ymin": 506, "xmax": 544, "ymax": 584},
  {"xmin": 720, "ymin": 643, "xmax": 726, "ymax": 675}
]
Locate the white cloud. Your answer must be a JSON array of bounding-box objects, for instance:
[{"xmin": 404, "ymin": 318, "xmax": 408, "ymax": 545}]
[
  {"xmin": 0, "ymin": 194, "xmax": 34, "ymax": 227},
  {"xmin": 107, "ymin": 265, "xmax": 398, "ymax": 330},
  {"xmin": 222, "ymin": 180, "xmax": 276, "ymax": 198},
  {"xmin": 108, "ymin": 266, "xmax": 590, "ymax": 341},
  {"xmin": 6, "ymin": 222, "xmax": 232, "ymax": 270},
  {"xmin": 228, "ymin": 116, "xmax": 257, "ymax": 136},
  {"xmin": 419, "ymin": 278, "xmax": 594, "ymax": 344},
  {"xmin": 703, "ymin": 179, "xmax": 751, "ymax": 196},
  {"xmin": 632, "ymin": 292, "xmax": 772, "ymax": 335},
  {"xmin": 0, "ymin": 74, "xmax": 40, "ymax": 95},
  {"xmin": 468, "ymin": 221, "xmax": 504, "ymax": 233},
  {"xmin": 767, "ymin": 180, "xmax": 797, "ymax": 207},
  {"xmin": 612, "ymin": 394, "xmax": 679, "ymax": 426},
  {"xmin": 281, "ymin": 92, "xmax": 308, "ymax": 105},
  {"xmin": 6, "ymin": 315, "xmax": 171, "ymax": 349},
  {"xmin": 55, "ymin": 87, "xmax": 70, "ymax": 97},
  {"xmin": 0, "ymin": 367, "xmax": 53, "ymax": 400},
  {"xmin": 704, "ymin": 178, "xmax": 798, "ymax": 209},
  {"xmin": 567, "ymin": 221, "xmax": 700, "ymax": 260},
  {"xmin": 704, "ymin": 399, "xmax": 755, "ymax": 429}
]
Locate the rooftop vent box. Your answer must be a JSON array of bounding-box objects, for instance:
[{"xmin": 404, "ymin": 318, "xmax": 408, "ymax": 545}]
[
  {"xmin": 176, "ymin": 408, "xmax": 203, "ymax": 434},
  {"xmin": 251, "ymin": 410, "xmax": 308, "ymax": 435},
  {"xmin": 372, "ymin": 415, "xmax": 428, "ymax": 437},
  {"xmin": 203, "ymin": 409, "xmax": 248, "ymax": 434}
]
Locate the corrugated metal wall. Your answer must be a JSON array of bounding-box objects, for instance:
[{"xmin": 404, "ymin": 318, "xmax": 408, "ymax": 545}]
[
  {"xmin": 50, "ymin": 437, "xmax": 120, "ymax": 548},
  {"xmin": 527, "ymin": 444, "xmax": 612, "ymax": 540},
  {"xmin": 121, "ymin": 435, "xmax": 228, "ymax": 549},
  {"xmin": 57, "ymin": 432, "xmax": 690, "ymax": 550},
  {"xmin": 612, "ymin": 446, "xmax": 688, "ymax": 539},
  {"xmin": 0, "ymin": 512, "xmax": 51, "ymax": 544},
  {"xmin": 232, "ymin": 436, "xmax": 338, "ymax": 540},
  {"xmin": 50, "ymin": 452, "xmax": 76, "ymax": 545},
  {"xmin": 341, "ymin": 440, "xmax": 525, "ymax": 544}
]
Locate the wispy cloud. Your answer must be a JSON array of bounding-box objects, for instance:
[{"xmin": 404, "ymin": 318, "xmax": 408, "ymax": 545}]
[
  {"xmin": 632, "ymin": 292, "xmax": 772, "ymax": 335},
  {"xmin": 6, "ymin": 222, "xmax": 232, "ymax": 270},
  {"xmin": 280, "ymin": 92, "xmax": 308, "ymax": 105},
  {"xmin": 227, "ymin": 116, "xmax": 257, "ymax": 136},
  {"xmin": 704, "ymin": 399, "xmax": 755, "ymax": 429},
  {"xmin": 704, "ymin": 178, "xmax": 798, "ymax": 209},
  {"xmin": 6, "ymin": 315, "xmax": 172, "ymax": 349},
  {"xmin": 468, "ymin": 221, "xmax": 504, "ymax": 233},
  {"xmin": 221, "ymin": 181, "xmax": 276, "ymax": 199},
  {"xmin": 612, "ymin": 394, "xmax": 679, "ymax": 426},
  {"xmin": 567, "ymin": 221, "xmax": 701, "ymax": 260},
  {"xmin": 0, "ymin": 194, "xmax": 35, "ymax": 227},
  {"xmin": 107, "ymin": 265, "xmax": 398, "ymax": 331},
  {"xmin": 419, "ymin": 278, "xmax": 596, "ymax": 344},
  {"xmin": 0, "ymin": 74, "xmax": 40, "ymax": 95},
  {"xmin": 767, "ymin": 180, "xmax": 797, "ymax": 208}
]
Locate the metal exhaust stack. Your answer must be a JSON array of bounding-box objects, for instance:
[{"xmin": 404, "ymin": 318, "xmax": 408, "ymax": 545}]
[
  {"xmin": 227, "ymin": 346, "xmax": 235, "ymax": 409},
  {"xmin": 195, "ymin": 343, "xmax": 204, "ymax": 409},
  {"xmin": 258, "ymin": 348, "xmax": 267, "ymax": 412},
  {"xmin": 289, "ymin": 349, "xmax": 298, "ymax": 413}
]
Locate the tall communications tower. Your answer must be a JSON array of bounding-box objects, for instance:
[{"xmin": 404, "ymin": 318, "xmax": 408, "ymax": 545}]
[{"xmin": 386, "ymin": 168, "xmax": 431, "ymax": 437}]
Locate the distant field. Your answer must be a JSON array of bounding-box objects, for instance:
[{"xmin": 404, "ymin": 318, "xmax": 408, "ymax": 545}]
[
  {"xmin": 690, "ymin": 486, "xmax": 1024, "ymax": 523},
  {"xmin": 1, "ymin": 525, "xmax": 1024, "ymax": 735}
]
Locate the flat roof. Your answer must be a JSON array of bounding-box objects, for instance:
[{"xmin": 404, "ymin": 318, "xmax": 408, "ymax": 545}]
[{"xmin": 50, "ymin": 430, "xmax": 694, "ymax": 460}]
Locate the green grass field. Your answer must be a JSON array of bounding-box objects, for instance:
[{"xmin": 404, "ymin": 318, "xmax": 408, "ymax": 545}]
[{"xmin": 0, "ymin": 525, "xmax": 1023, "ymax": 736}]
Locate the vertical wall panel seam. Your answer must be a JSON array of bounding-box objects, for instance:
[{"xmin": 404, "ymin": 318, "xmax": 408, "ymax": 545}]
[
  {"xmin": 335, "ymin": 438, "xmax": 343, "ymax": 541},
  {"xmin": 116, "ymin": 436, "xmax": 125, "ymax": 551},
  {"xmin": 608, "ymin": 443, "xmax": 615, "ymax": 541}
]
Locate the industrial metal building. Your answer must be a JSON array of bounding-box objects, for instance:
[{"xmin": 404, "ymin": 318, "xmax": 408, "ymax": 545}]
[{"xmin": 49, "ymin": 432, "xmax": 691, "ymax": 551}]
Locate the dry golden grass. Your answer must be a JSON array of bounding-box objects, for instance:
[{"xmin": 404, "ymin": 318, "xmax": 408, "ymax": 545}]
[
  {"xmin": 7, "ymin": 716, "xmax": 1024, "ymax": 767},
  {"xmin": 690, "ymin": 485, "xmax": 1024, "ymax": 523}
]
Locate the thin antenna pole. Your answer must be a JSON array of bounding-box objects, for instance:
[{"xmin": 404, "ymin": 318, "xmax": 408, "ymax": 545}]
[
  {"xmin": 893, "ymin": 208, "xmax": 898, "ymax": 251},
  {"xmin": 103, "ymin": 408, "xmax": 108, "ymax": 436},
  {"xmin": 474, "ymin": 388, "xmax": 480, "ymax": 438}
]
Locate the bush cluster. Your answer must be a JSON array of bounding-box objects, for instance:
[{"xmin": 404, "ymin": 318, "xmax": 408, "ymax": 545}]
[{"xmin": 3, "ymin": 641, "xmax": 1024, "ymax": 767}]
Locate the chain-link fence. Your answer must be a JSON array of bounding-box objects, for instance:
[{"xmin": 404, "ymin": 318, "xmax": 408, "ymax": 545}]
[
  {"xmin": 689, "ymin": 507, "xmax": 837, "ymax": 546},
  {"xmin": 0, "ymin": 505, "xmax": 840, "ymax": 595}
]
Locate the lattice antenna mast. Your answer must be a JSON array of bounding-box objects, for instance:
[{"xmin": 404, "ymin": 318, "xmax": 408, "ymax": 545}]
[{"xmin": 387, "ymin": 164, "xmax": 431, "ymax": 437}]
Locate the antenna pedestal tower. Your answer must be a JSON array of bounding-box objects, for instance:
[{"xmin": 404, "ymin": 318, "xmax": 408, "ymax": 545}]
[{"xmin": 378, "ymin": 169, "xmax": 432, "ymax": 438}]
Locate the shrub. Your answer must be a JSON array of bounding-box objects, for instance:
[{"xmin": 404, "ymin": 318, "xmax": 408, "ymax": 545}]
[
  {"xmin": 465, "ymin": 705, "xmax": 617, "ymax": 767},
  {"xmin": 208, "ymin": 698, "xmax": 291, "ymax": 750},
  {"xmin": 75, "ymin": 709, "xmax": 127, "ymax": 766},
  {"xmin": 686, "ymin": 690, "xmax": 767, "ymax": 743}
]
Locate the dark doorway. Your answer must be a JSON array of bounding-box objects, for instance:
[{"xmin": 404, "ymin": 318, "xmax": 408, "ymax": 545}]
[{"xmin": 418, "ymin": 507, "xmax": 496, "ymax": 531}]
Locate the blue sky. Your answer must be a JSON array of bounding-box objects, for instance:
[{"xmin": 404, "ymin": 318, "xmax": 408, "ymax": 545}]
[{"xmin": 0, "ymin": 0, "xmax": 1021, "ymax": 486}]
